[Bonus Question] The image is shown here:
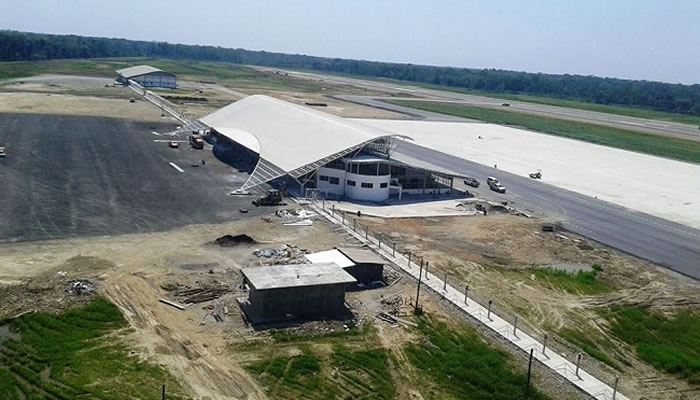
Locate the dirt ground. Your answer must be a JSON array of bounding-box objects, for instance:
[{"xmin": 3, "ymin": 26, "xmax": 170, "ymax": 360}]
[
  {"xmin": 359, "ymin": 214, "xmax": 700, "ymax": 400},
  {"xmin": 0, "ymin": 210, "xmax": 593, "ymax": 400},
  {"xmin": 0, "ymin": 214, "xmax": 352, "ymax": 399}
]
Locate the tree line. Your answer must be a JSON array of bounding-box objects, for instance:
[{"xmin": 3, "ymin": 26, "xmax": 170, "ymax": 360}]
[{"xmin": 1, "ymin": 30, "xmax": 698, "ymax": 116}]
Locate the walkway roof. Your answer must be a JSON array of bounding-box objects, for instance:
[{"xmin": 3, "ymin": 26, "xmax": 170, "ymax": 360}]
[
  {"xmin": 116, "ymin": 65, "xmax": 173, "ymax": 79},
  {"xmin": 200, "ymin": 95, "xmax": 405, "ymax": 191}
]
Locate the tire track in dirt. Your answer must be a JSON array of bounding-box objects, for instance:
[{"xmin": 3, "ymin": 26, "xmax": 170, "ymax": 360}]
[{"xmin": 102, "ymin": 272, "xmax": 267, "ymax": 400}]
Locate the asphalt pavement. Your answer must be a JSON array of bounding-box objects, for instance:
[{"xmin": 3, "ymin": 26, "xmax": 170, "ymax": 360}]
[
  {"xmin": 392, "ymin": 141, "xmax": 700, "ymax": 280},
  {"xmin": 0, "ymin": 113, "xmax": 265, "ymax": 242}
]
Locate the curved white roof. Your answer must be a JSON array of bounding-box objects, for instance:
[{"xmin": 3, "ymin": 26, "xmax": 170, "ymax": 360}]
[
  {"xmin": 200, "ymin": 95, "xmax": 406, "ymax": 191},
  {"xmin": 116, "ymin": 65, "xmax": 173, "ymax": 79},
  {"xmin": 202, "ymin": 95, "xmax": 397, "ymax": 172}
]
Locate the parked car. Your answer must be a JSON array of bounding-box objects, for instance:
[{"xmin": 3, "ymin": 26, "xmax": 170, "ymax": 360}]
[
  {"xmin": 501, "ymin": 103, "xmax": 510, "ymax": 107},
  {"xmin": 464, "ymin": 177, "xmax": 480, "ymax": 187},
  {"xmin": 487, "ymin": 177, "xmax": 506, "ymax": 193}
]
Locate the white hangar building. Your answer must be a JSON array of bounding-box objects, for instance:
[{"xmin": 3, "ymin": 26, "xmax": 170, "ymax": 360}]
[
  {"xmin": 116, "ymin": 65, "xmax": 176, "ymax": 89},
  {"xmin": 201, "ymin": 95, "xmax": 457, "ymax": 202}
]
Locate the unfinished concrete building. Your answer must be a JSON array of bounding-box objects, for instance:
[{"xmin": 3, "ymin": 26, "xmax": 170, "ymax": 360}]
[{"xmin": 240, "ymin": 263, "xmax": 356, "ymax": 323}]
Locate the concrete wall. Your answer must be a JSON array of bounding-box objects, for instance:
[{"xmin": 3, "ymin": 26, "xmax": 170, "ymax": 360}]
[
  {"xmin": 345, "ymin": 171, "xmax": 391, "ymax": 202},
  {"xmin": 248, "ymin": 283, "xmax": 348, "ymax": 320},
  {"xmin": 316, "ymin": 167, "xmax": 346, "ymax": 196},
  {"xmin": 344, "ymin": 263, "xmax": 384, "ymax": 284},
  {"xmin": 133, "ymin": 72, "xmax": 177, "ymax": 89}
]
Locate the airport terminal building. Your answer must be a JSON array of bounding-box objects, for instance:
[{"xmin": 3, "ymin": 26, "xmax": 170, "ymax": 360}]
[
  {"xmin": 201, "ymin": 95, "xmax": 456, "ymax": 202},
  {"xmin": 116, "ymin": 65, "xmax": 176, "ymax": 89}
]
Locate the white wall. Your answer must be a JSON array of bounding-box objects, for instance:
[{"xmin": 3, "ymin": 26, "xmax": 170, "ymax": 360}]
[
  {"xmin": 345, "ymin": 172, "xmax": 391, "ymax": 202},
  {"xmin": 316, "ymin": 167, "xmax": 346, "ymax": 196}
]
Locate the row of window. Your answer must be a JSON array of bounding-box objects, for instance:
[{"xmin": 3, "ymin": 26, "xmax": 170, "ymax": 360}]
[
  {"xmin": 319, "ymin": 175, "xmax": 340, "ymax": 185},
  {"xmin": 321, "ymin": 175, "xmax": 389, "ymax": 189},
  {"xmin": 347, "ymin": 180, "xmax": 388, "ymax": 189}
]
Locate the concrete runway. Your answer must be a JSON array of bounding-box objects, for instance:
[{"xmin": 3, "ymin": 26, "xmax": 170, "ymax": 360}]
[
  {"xmin": 393, "ymin": 141, "xmax": 700, "ymax": 280},
  {"xmin": 258, "ymin": 67, "xmax": 700, "ymax": 141},
  {"xmin": 0, "ymin": 113, "xmax": 265, "ymax": 242}
]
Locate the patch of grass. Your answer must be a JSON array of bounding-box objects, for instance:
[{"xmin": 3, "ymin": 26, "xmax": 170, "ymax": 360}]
[
  {"xmin": 0, "ymin": 297, "xmax": 189, "ymax": 399},
  {"xmin": 530, "ymin": 266, "xmax": 611, "ymax": 295},
  {"xmin": 386, "ymin": 100, "xmax": 700, "ymax": 164},
  {"xmin": 245, "ymin": 344, "xmax": 395, "ymax": 399},
  {"xmin": 0, "ymin": 57, "xmax": 328, "ymax": 93},
  {"xmin": 601, "ymin": 307, "xmax": 700, "ymax": 383},
  {"xmin": 559, "ymin": 328, "xmax": 621, "ymax": 370},
  {"xmin": 404, "ymin": 315, "xmax": 552, "ymax": 400}
]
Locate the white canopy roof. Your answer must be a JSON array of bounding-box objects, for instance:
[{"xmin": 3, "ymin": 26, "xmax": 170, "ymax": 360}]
[
  {"xmin": 116, "ymin": 65, "xmax": 172, "ymax": 78},
  {"xmin": 200, "ymin": 95, "xmax": 403, "ymax": 191}
]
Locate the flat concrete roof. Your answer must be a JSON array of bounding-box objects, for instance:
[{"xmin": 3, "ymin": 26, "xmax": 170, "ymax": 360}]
[
  {"xmin": 241, "ymin": 263, "xmax": 356, "ymax": 290},
  {"xmin": 305, "ymin": 249, "xmax": 355, "ymax": 268},
  {"xmin": 337, "ymin": 247, "xmax": 386, "ymax": 265}
]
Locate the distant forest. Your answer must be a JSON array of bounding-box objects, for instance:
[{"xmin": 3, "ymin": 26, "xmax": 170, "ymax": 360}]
[{"xmin": 1, "ymin": 30, "xmax": 698, "ymax": 116}]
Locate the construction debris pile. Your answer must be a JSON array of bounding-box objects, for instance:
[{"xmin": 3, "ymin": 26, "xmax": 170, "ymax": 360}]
[
  {"xmin": 253, "ymin": 244, "xmax": 308, "ymax": 265},
  {"xmin": 64, "ymin": 280, "xmax": 96, "ymax": 296},
  {"xmin": 456, "ymin": 199, "xmax": 530, "ymax": 218},
  {"xmin": 173, "ymin": 286, "xmax": 230, "ymax": 304},
  {"xmin": 276, "ymin": 208, "xmax": 318, "ymax": 226}
]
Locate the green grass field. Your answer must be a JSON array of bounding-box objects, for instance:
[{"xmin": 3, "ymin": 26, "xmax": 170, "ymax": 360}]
[
  {"xmin": 0, "ymin": 58, "xmax": 327, "ymax": 93},
  {"xmin": 314, "ymin": 71, "xmax": 700, "ymax": 126},
  {"xmin": 558, "ymin": 328, "xmax": 622, "ymax": 370},
  {"xmin": 601, "ymin": 307, "xmax": 700, "ymax": 384},
  {"xmin": 386, "ymin": 99, "xmax": 700, "ymax": 164},
  {"xmin": 405, "ymin": 315, "xmax": 552, "ymax": 400},
  {"xmin": 0, "ymin": 297, "xmax": 188, "ymax": 399},
  {"xmin": 529, "ymin": 265, "xmax": 611, "ymax": 295},
  {"xmin": 241, "ymin": 324, "xmax": 395, "ymax": 400}
]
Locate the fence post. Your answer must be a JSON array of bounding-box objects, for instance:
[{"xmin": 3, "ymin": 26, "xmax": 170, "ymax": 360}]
[
  {"xmin": 408, "ymin": 252, "xmax": 412, "ymax": 268},
  {"xmin": 513, "ymin": 316, "xmax": 518, "ymax": 337},
  {"xmin": 443, "ymin": 273, "xmax": 447, "ymax": 291},
  {"xmin": 322, "ymin": 198, "xmax": 325, "ymax": 210},
  {"xmin": 575, "ymin": 353, "xmax": 582, "ymax": 378},
  {"xmin": 425, "ymin": 260, "xmax": 429, "ymax": 280},
  {"xmin": 353, "ymin": 218, "xmax": 357, "ymax": 231},
  {"xmin": 464, "ymin": 285, "xmax": 469, "ymax": 304},
  {"xmin": 613, "ymin": 377, "xmax": 619, "ymax": 400},
  {"xmin": 524, "ymin": 349, "xmax": 533, "ymax": 399},
  {"xmin": 378, "ymin": 233, "xmax": 382, "ymax": 249},
  {"xmin": 162, "ymin": 384, "xmax": 166, "ymax": 400},
  {"xmin": 415, "ymin": 260, "xmax": 424, "ymax": 315},
  {"xmin": 342, "ymin": 211, "xmax": 345, "ymax": 224},
  {"xmin": 365, "ymin": 226, "xmax": 368, "ymax": 240},
  {"xmin": 487, "ymin": 300, "xmax": 493, "ymax": 321},
  {"xmin": 392, "ymin": 241, "xmax": 396, "ymax": 257},
  {"xmin": 542, "ymin": 334, "xmax": 548, "ymax": 357}
]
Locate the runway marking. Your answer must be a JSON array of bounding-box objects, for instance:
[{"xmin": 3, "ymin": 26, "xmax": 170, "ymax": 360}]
[{"xmin": 169, "ymin": 162, "xmax": 184, "ymax": 173}]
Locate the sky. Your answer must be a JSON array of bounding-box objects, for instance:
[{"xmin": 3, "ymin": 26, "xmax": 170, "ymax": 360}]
[{"xmin": 1, "ymin": 0, "xmax": 698, "ymax": 84}]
